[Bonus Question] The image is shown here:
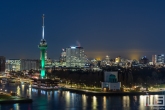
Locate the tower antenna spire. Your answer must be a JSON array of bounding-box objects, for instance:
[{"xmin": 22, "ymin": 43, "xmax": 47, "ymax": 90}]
[
  {"xmin": 39, "ymin": 14, "xmax": 47, "ymax": 79},
  {"xmin": 42, "ymin": 14, "xmax": 45, "ymax": 39}
]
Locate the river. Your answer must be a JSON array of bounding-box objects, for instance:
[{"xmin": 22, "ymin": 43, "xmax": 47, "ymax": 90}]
[{"xmin": 0, "ymin": 83, "xmax": 162, "ymax": 110}]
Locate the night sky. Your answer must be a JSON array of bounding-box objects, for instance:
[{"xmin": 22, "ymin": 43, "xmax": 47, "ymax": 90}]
[{"xmin": 1, "ymin": 1, "xmax": 165, "ymax": 60}]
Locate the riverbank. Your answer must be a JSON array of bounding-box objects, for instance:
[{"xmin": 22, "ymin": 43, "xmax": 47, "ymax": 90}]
[
  {"xmin": 0, "ymin": 93, "xmax": 32, "ymax": 104},
  {"xmin": 63, "ymin": 88, "xmax": 165, "ymax": 96},
  {"xmin": 32, "ymin": 85, "xmax": 59, "ymax": 90}
]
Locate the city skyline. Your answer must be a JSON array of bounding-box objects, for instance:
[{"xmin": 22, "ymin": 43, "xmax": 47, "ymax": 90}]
[{"xmin": 0, "ymin": 1, "xmax": 165, "ymax": 60}]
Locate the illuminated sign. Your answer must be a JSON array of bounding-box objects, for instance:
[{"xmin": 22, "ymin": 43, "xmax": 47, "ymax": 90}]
[{"xmin": 71, "ymin": 46, "xmax": 76, "ymax": 49}]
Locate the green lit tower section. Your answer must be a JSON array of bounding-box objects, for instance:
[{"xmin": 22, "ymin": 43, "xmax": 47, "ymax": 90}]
[{"xmin": 38, "ymin": 14, "xmax": 47, "ymax": 78}]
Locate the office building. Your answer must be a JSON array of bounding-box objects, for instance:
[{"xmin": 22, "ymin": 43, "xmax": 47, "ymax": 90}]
[
  {"xmin": 152, "ymin": 54, "xmax": 164, "ymax": 65},
  {"xmin": 6, "ymin": 59, "xmax": 21, "ymax": 71},
  {"xmin": 6, "ymin": 59, "xmax": 40, "ymax": 72},
  {"xmin": 21, "ymin": 59, "xmax": 40, "ymax": 71},
  {"xmin": 60, "ymin": 49, "xmax": 66, "ymax": 62},
  {"xmin": 66, "ymin": 46, "xmax": 86, "ymax": 67}
]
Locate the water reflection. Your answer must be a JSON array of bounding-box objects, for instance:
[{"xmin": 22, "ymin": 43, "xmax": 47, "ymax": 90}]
[
  {"xmin": 65, "ymin": 91, "xmax": 70, "ymax": 107},
  {"xmin": 123, "ymin": 96, "xmax": 130, "ymax": 107},
  {"xmin": 0, "ymin": 84, "xmax": 155, "ymax": 110},
  {"xmin": 82, "ymin": 94, "xmax": 87, "ymax": 107},
  {"xmin": 92, "ymin": 96, "xmax": 97, "ymax": 109},
  {"xmin": 47, "ymin": 91, "xmax": 51, "ymax": 101},
  {"xmin": 14, "ymin": 103, "xmax": 19, "ymax": 110},
  {"xmin": 103, "ymin": 96, "xmax": 106, "ymax": 109}
]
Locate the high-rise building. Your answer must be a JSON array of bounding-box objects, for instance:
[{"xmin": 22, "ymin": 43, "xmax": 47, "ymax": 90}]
[
  {"xmin": 105, "ymin": 55, "xmax": 110, "ymax": 65},
  {"xmin": 38, "ymin": 14, "xmax": 47, "ymax": 78},
  {"xmin": 152, "ymin": 54, "xmax": 164, "ymax": 65},
  {"xmin": 21, "ymin": 59, "xmax": 40, "ymax": 71},
  {"xmin": 66, "ymin": 46, "xmax": 86, "ymax": 67},
  {"xmin": 6, "ymin": 59, "xmax": 40, "ymax": 72},
  {"xmin": 0, "ymin": 56, "xmax": 5, "ymax": 72},
  {"xmin": 60, "ymin": 49, "xmax": 66, "ymax": 62},
  {"xmin": 6, "ymin": 59, "xmax": 21, "ymax": 71}
]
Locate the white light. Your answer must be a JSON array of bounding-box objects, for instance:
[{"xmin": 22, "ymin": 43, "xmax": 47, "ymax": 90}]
[{"xmin": 71, "ymin": 46, "xmax": 76, "ymax": 49}]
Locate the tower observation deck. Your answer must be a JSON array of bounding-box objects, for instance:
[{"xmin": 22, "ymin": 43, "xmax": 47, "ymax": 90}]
[{"xmin": 38, "ymin": 14, "xmax": 47, "ymax": 78}]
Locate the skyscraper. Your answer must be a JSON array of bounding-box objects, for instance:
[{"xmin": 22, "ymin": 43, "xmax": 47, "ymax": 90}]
[
  {"xmin": 66, "ymin": 46, "xmax": 86, "ymax": 67},
  {"xmin": 152, "ymin": 54, "xmax": 164, "ymax": 65},
  {"xmin": 60, "ymin": 49, "xmax": 66, "ymax": 62},
  {"xmin": 38, "ymin": 14, "xmax": 47, "ymax": 78}
]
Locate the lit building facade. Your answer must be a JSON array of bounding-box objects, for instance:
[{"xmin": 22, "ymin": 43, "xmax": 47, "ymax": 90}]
[
  {"xmin": 101, "ymin": 55, "xmax": 111, "ymax": 67},
  {"xmin": 59, "ymin": 49, "xmax": 66, "ymax": 66},
  {"xmin": 115, "ymin": 56, "xmax": 121, "ymax": 63},
  {"xmin": 101, "ymin": 71, "xmax": 121, "ymax": 91},
  {"xmin": 66, "ymin": 46, "xmax": 86, "ymax": 67},
  {"xmin": 6, "ymin": 59, "xmax": 40, "ymax": 72},
  {"xmin": 6, "ymin": 59, "xmax": 21, "ymax": 71},
  {"xmin": 152, "ymin": 54, "xmax": 164, "ymax": 65}
]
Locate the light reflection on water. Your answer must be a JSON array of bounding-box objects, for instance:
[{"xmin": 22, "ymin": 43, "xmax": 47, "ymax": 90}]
[
  {"xmin": 14, "ymin": 103, "xmax": 19, "ymax": 110},
  {"xmin": 92, "ymin": 96, "xmax": 97, "ymax": 109},
  {"xmin": 123, "ymin": 96, "xmax": 130, "ymax": 107},
  {"xmin": 82, "ymin": 94, "xmax": 87, "ymax": 107},
  {"xmin": 0, "ymin": 84, "xmax": 160, "ymax": 110},
  {"xmin": 103, "ymin": 96, "xmax": 106, "ymax": 109},
  {"xmin": 65, "ymin": 91, "xmax": 70, "ymax": 107}
]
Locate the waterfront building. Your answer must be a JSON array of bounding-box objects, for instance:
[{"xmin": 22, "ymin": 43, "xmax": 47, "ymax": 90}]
[
  {"xmin": 20, "ymin": 59, "xmax": 40, "ymax": 71},
  {"xmin": 6, "ymin": 59, "xmax": 21, "ymax": 71},
  {"xmin": 66, "ymin": 46, "xmax": 86, "ymax": 67},
  {"xmin": 152, "ymin": 54, "xmax": 164, "ymax": 65},
  {"xmin": 38, "ymin": 14, "xmax": 47, "ymax": 78},
  {"xmin": 0, "ymin": 56, "xmax": 5, "ymax": 72},
  {"xmin": 6, "ymin": 59, "xmax": 40, "ymax": 72},
  {"xmin": 101, "ymin": 71, "xmax": 121, "ymax": 91}
]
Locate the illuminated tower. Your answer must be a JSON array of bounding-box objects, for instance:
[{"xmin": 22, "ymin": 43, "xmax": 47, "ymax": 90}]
[{"xmin": 38, "ymin": 14, "xmax": 47, "ymax": 78}]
